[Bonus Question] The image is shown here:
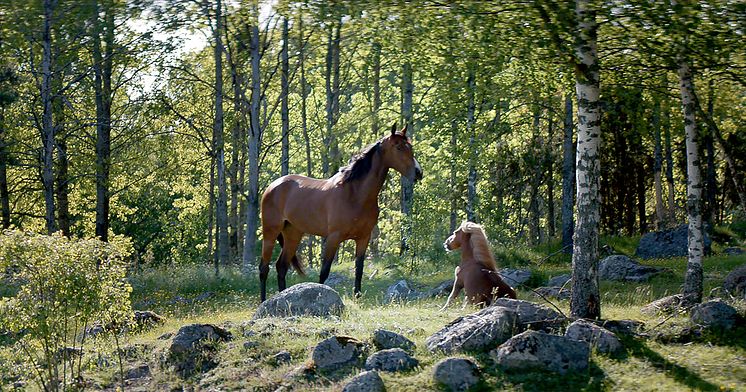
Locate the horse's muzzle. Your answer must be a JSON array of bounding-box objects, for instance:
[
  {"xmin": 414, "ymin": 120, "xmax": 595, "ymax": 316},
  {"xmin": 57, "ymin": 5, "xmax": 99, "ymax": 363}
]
[{"xmin": 412, "ymin": 158, "xmax": 423, "ymax": 183}]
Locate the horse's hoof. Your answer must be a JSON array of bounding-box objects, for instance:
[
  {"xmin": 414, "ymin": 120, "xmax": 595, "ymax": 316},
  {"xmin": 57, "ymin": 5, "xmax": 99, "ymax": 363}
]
[{"xmin": 354, "ymin": 291, "xmax": 362, "ymax": 299}]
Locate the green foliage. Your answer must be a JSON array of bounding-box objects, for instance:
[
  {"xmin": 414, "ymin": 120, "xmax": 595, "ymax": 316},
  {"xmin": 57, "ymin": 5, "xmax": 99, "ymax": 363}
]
[{"xmin": 0, "ymin": 231, "xmax": 133, "ymax": 391}]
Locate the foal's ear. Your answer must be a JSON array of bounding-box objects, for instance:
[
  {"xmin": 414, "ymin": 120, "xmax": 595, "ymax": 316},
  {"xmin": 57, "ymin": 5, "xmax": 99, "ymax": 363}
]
[
  {"xmin": 400, "ymin": 124, "xmax": 408, "ymax": 137},
  {"xmin": 390, "ymin": 122, "xmax": 397, "ymax": 136}
]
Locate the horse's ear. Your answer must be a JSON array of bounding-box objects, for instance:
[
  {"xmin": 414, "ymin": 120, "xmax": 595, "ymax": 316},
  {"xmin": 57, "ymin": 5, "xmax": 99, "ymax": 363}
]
[
  {"xmin": 390, "ymin": 122, "xmax": 397, "ymax": 136},
  {"xmin": 400, "ymin": 124, "xmax": 408, "ymax": 137}
]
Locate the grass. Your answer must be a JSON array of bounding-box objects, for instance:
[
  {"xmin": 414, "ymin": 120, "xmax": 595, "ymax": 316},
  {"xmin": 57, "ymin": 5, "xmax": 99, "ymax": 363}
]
[{"xmin": 2, "ymin": 238, "xmax": 745, "ymax": 391}]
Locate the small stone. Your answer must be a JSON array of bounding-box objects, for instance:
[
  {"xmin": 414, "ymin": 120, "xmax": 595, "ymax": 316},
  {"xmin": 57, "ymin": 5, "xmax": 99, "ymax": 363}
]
[
  {"xmin": 565, "ymin": 319, "xmax": 624, "ymax": 355},
  {"xmin": 723, "ymin": 264, "xmax": 746, "ymax": 298},
  {"xmin": 243, "ymin": 341, "xmax": 260, "ymax": 350},
  {"xmin": 599, "ymin": 255, "xmax": 667, "ymax": 282},
  {"xmin": 547, "ymin": 274, "xmax": 571, "ymax": 287},
  {"xmin": 311, "ymin": 336, "xmax": 367, "ymax": 371},
  {"xmin": 432, "ymin": 357, "xmax": 480, "ymax": 392},
  {"xmin": 492, "ymin": 298, "xmax": 567, "ymax": 331},
  {"xmin": 364, "ymin": 348, "xmax": 418, "ymax": 372},
  {"xmin": 341, "ymin": 370, "xmax": 385, "ymax": 392},
  {"xmin": 274, "ymin": 350, "xmax": 292, "ymax": 365},
  {"xmin": 641, "ymin": 294, "xmax": 685, "ymax": 315},
  {"xmin": 491, "ymin": 330, "xmax": 589, "ymax": 375},
  {"xmin": 533, "ymin": 286, "xmax": 571, "ymax": 300},
  {"xmin": 690, "ymin": 299, "xmax": 740, "ymax": 330},
  {"xmin": 124, "ymin": 364, "xmax": 151, "ymax": 380},
  {"xmin": 371, "ymin": 329, "xmax": 415, "ymax": 353},
  {"xmin": 385, "ymin": 280, "xmax": 416, "ymax": 302},
  {"xmin": 498, "ymin": 269, "xmax": 532, "ymax": 286}
]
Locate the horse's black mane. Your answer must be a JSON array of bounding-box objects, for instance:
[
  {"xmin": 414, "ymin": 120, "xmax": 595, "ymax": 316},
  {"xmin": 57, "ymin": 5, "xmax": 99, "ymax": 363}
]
[{"xmin": 339, "ymin": 141, "xmax": 381, "ymax": 183}]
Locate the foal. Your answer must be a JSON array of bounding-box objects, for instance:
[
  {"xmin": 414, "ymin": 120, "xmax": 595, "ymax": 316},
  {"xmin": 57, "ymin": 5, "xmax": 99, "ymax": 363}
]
[{"xmin": 441, "ymin": 221, "xmax": 516, "ymax": 309}]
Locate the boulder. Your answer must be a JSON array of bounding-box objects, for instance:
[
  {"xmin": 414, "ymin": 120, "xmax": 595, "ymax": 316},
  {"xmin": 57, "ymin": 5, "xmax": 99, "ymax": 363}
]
[
  {"xmin": 641, "ymin": 294, "xmax": 685, "ymax": 315},
  {"xmin": 342, "ymin": 370, "xmax": 386, "ymax": 392},
  {"xmin": 498, "ymin": 269, "xmax": 531, "ymax": 286},
  {"xmin": 590, "ymin": 319, "xmax": 645, "ymax": 337},
  {"xmin": 273, "ymin": 350, "xmax": 292, "ymax": 365},
  {"xmin": 364, "ymin": 348, "xmax": 419, "ymax": 372},
  {"xmin": 635, "ymin": 224, "xmax": 711, "ymax": 259},
  {"xmin": 253, "ymin": 283, "xmax": 344, "ymax": 319},
  {"xmin": 432, "ymin": 357, "xmax": 480, "ymax": 392},
  {"xmin": 323, "ymin": 273, "xmax": 351, "ymax": 288},
  {"xmin": 690, "ymin": 300, "xmax": 740, "ymax": 330},
  {"xmin": 723, "ymin": 264, "xmax": 746, "ymax": 298},
  {"xmin": 565, "ymin": 319, "xmax": 624, "ymax": 355},
  {"xmin": 492, "ymin": 298, "xmax": 567, "ymax": 331},
  {"xmin": 426, "ymin": 306, "xmax": 518, "ymax": 354},
  {"xmin": 547, "ymin": 274, "xmax": 571, "ymax": 288},
  {"xmin": 418, "ymin": 280, "xmax": 454, "ymax": 299},
  {"xmin": 385, "ymin": 280, "xmax": 416, "ymax": 302},
  {"xmin": 490, "ymin": 330, "xmax": 589, "ymax": 375},
  {"xmin": 165, "ymin": 323, "xmax": 232, "ymax": 377},
  {"xmin": 599, "ymin": 255, "xmax": 667, "ymax": 282},
  {"xmin": 124, "ymin": 364, "xmax": 151, "ymax": 380},
  {"xmin": 533, "ymin": 286, "xmax": 571, "ymax": 301},
  {"xmin": 371, "ymin": 329, "xmax": 415, "ymax": 353},
  {"xmin": 311, "ymin": 336, "xmax": 367, "ymax": 372},
  {"xmin": 133, "ymin": 310, "xmax": 166, "ymax": 329}
]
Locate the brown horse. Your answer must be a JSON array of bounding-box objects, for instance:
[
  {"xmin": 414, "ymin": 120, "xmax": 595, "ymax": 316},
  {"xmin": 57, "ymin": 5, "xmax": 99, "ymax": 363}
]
[
  {"xmin": 259, "ymin": 124, "xmax": 423, "ymax": 301},
  {"xmin": 441, "ymin": 221, "xmax": 516, "ymax": 309}
]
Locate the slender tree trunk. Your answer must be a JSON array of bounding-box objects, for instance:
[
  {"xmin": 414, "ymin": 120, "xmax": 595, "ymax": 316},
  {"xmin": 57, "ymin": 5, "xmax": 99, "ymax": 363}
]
[
  {"xmin": 570, "ymin": 0, "xmax": 601, "ymax": 320},
  {"xmin": 227, "ymin": 47, "xmax": 243, "ymax": 261},
  {"xmin": 41, "ymin": 0, "xmax": 56, "ymax": 234},
  {"xmin": 369, "ymin": 41, "xmax": 382, "ymax": 258},
  {"xmin": 547, "ymin": 116, "xmax": 555, "ymax": 238},
  {"xmin": 664, "ymin": 109, "xmax": 676, "ymax": 223},
  {"xmin": 466, "ymin": 65, "xmax": 477, "ymax": 222},
  {"xmin": 280, "ymin": 16, "xmax": 290, "ymax": 176},
  {"xmin": 678, "ymin": 59, "xmax": 704, "ymax": 304},
  {"xmin": 704, "ymin": 80, "xmax": 716, "ymax": 226},
  {"xmin": 93, "ymin": 2, "xmax": 113, "ymax": 242},
  {"xmin": 322, "ymin": 25, "xmax": 333, "ymax": 178},
  {"xmin": 450, "ymin": 120, "xmax": 458, "ymax": 234},
  {"xmin": 213, "ymin": 0, "xmax": 229, "ymax": 269},
  {"xmin": 54, "ymin": 103, "xmax": 70, "ymax": 237},
  {"xmin": 561, "ymin": 93, "xmax": 575, "ymax": 252},
  {"xmin": 330, "ymin": 20, "xmax": 341, "ymax": 173},
  {"xmin": 529, "ymin": 103, "xmax": 541, "ymax": 245},
  {"xmin": 207, "ymin": 156, "xmax": 216, "ymax": 263},
  {"xmin": 243, "ymin": 12, "xmax": 262, "ymax": 273},
  {"xmin": 653, "ymin": 93, "xmax": 665, "ymax": 229},
  {"xmin": 399, "ymin": 61, "xmax": 414, "ymax": 256},
  {"xmin": 298, "ymin": 12, "xmax": 314, "ymax": 266},
  {"xmin": 636, "ymin": 156, "xmax": 647, "ymax": 234},
  {"xmin": 0, "ymin": 110, "xmax": 9, "ymax": 229}
]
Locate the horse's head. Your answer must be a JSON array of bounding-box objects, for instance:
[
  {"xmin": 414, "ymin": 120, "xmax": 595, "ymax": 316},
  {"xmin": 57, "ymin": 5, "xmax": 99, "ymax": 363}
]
[
  {"xmin": 381, "ymin": 123, "xmax": 423, "ymax": 183},
  {"xmin": 444, "ymin": 226, "xmax": 467, "ymax": 252}
]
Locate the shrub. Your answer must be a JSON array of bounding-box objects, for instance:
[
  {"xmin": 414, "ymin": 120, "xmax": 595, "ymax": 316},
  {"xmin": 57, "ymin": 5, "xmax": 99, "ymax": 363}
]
[{"xmin": 0, "ymin": 231, "xmax": 133, "ymax": 391}]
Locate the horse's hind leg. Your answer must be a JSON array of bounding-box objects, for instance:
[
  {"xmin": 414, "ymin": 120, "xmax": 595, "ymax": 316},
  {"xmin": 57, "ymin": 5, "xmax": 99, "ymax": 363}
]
[
  {"xmin": 277, "ymin": 226, "xmax": 302, "ymax": 292},
  {"xmin": 353, "ymin": 235, "xmax": 371, "ymax": 298},
  {"xmin": 319, "ymin": 233, "xmax": 342, "ymax": 284}
]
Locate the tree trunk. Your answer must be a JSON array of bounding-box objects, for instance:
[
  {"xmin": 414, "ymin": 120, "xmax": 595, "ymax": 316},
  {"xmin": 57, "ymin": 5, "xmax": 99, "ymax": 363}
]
[
  {"xmin": 369, "ymin": 41, "xmax": 382, "ymax": 258},
  {"xmin": 664, "ymin": 109, "xmax": 676, "ymax": 223},
  {"xmin": 450, "ymin": 120, "xmax": 458, "ymax": 234},
  {"xmin": 207, "ymin": 157, "xmax": 215, "ymax": 263},
  {"xmin": 213, "ymin": 0, "xmax": 229, "ymax": 269},
  {"xmin": 54, "ymin": 100, "xmax": 70, "ymax": 237},
  {"xmin": 561, "ymin": 93, "xmax": 575, "ymax": 252},
  {"xmin": 466, "ymin": 65, "xmax": 477, "ymax": 223},
  {"xmin": 529, "ymin": 103, "xmax": 541, "ymax": 245},
  {"xmin": 330, "ymin": 20, "xmax": 341, "ymax": 174},
  {"xmin": 570, "ymin": 0, "xmax": 601, "ymax": 320},
  {"xmin": 280, "ymin": 16, "xmax": 290, "ymax": 176},
  {"xmin": 636, "ymin": 157, "xmax": 647, "ymax": 234},
  {"xmin": 322, "ymin": 25, "xmax": 333, "ymax": 178},
  {"xmin": 547, "ymin": 116, "xmax": 555, "ymax": 238},
  {"xmin": 227, "ymin": 44, "xmax": 243, "ymax": 261},
  {"xmin": 399, "ymin": 61, "xmax": 414, "ymax": 256},
  {"xmin": 41, "ymin": 0, "xmax": 56, "ymax": 234},
  {"xmin": 243, "ymin": 12, "xmax": 262, "ymax": 273},
  {"xmin": 298, "ymin": 12, "xmax": 314, "ymax": 266},
  {"xmin": 678, "ymin": 59, "xmax": 704, "ymax": 304},
  {"xmin": 703, "ymin": 80, "xmax": 716, "ymax": 226},
  {"xmin": 653, "ymin": 93, "xmax": 665, "ymax": 229},
  {"xmin": 93, "ymin": 0, "xmax": 113, "ymax": 242},
  {"xmin": 0, "ymin": 110, "xmax": 9, "ymax": 229}
]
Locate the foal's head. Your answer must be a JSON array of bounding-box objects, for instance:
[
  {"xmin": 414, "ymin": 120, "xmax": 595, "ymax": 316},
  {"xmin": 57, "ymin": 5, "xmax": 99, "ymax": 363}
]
[
  {"xmin": 380, "ymin": 123, "xmax": 423, "ymax": 183},
  {"xmin": 444, "ymin": 221, "xmax": 498, "ymax": 271}
]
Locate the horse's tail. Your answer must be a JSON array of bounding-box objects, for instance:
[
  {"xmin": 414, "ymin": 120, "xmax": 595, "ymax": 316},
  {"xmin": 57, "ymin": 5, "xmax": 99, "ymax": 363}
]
[{"xmin": 277, "ymin": 233, "xmax": 306, "ymax": 277}]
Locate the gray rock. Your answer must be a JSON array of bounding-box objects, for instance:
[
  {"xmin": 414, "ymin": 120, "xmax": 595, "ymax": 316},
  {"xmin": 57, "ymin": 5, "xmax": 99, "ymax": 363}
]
[
  {"xmin": 641, "ymin": 294, "xmax": 685, "ymax": 315},
  {"xmin": 426, "ymin": 306, "xmax": 518, "ymax": 354},
  {"xmin": 590, "ymin": 319, "xmax": 645, "ymax": 337},
  {"xmin": 342, "ymin": 370, "xmax": 386, "ymax": 392},
  {"xmin": 165, "ymin": 323, "xmax": 232, "ymax": 377},
  {"xmin": 385, "ymin": 280, "xmax": 416, "ymax": 302},
  {"xmin": 492, "ymin": 298, "xmax": 567, "ymax": 331},
  {"xmin": 432, "ymin": 357, "xmax": 480, "ymax": 392},
  {"xmin": 418, "ymin": 280, "xmax": 454, "ymax": 299},
  {"xmin": 565, "ymin": 319, "xmax": 624, "ymax": 355},
  {"xmin": 364, "ymin": 348, "xmax": 418, "ymax": 372},
  {"xmin": 323, "ymin": 273, "xmax": 351, "ymax": 288},
  {"xmin": 498, "ymin": 269, "xmax": 531, "ymax": 286},
  {"xmin": 133, "ymin": 310, "xmax": 166, "ymax": 329},
  {"xmin": 723, "ymin": 247, "xmax": 745, "ymax": 256},
  {"xmin": 547, "ymin": 274, "xmax": 571, "ymax": 287},
  {"xmin": 723, "ymin": 264, "xmax": 746, "ymax": 298},
  {"xmin": 274, "ymin": 350, "xmax": 292, "ymax": 365},
  {"xmin": 371, "ymin": 329, "xmax": 415, "ymax": 353},
  {"xmin": 690, "ymin": 300, "xmax": 740, "ymax": 330},
  {"xmin": 157, "ymin": 332, "xmax": 173, "ymax": 340},
  {"xmin": 599, "ymin": 255, "xmax": 667, "ymax": 282},
  {"xmin": 635, "ymin": 224, "xmax": 711, "ymax": 259},
  {"xmin": 243, "ymin": 341, "xmax": 259, "ymax": 350},
  {"xmin": 253, "ymin": 283, "xmax": 344, "ymax": 319},
  {"xmin": 490, "ymin": 330, "xmax": 589, "ymax": 375},
  {"xmin": 124, "ymin": 364, "xmax": 151, "ymax": 380},
  {"xmin": 533, "ymin": 286, "xmax": 571, "ymax": 300},
  {"xmin": 311, "ymin": 336, "xmax": 367, "ymax": 371}
]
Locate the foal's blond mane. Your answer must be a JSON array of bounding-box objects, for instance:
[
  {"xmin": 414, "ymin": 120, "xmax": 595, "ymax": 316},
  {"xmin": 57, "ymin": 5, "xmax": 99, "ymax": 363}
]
[{"xmin": 460, "ymin": 221, "xmax": 498, "ymax": 271}]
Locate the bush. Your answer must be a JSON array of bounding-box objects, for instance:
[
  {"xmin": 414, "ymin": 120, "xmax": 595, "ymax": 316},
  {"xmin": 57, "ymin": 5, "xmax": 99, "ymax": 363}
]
[{"xmin": 0, "ymin": 231, "xmax": 133, "ymax": 391}]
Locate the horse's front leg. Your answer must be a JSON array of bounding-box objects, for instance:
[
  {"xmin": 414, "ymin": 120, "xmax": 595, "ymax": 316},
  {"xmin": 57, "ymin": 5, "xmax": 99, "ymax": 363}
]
[
  {"xmin": 353, "ymin": 235, "xmax": 371, "ymax": 298},
  {"xmin": 319, "ymin": 234, "xmax": 342, "ymax": 284}
]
